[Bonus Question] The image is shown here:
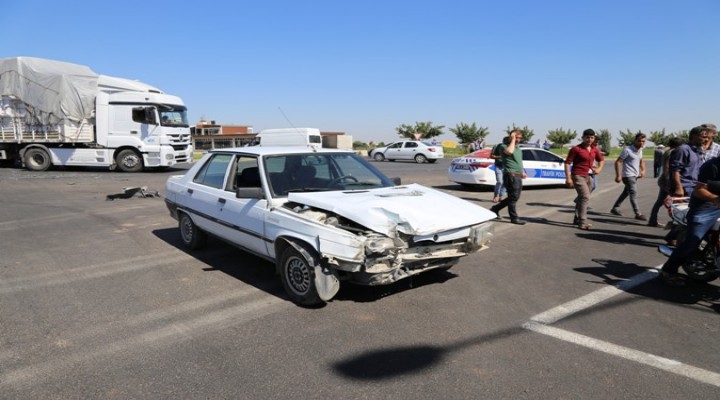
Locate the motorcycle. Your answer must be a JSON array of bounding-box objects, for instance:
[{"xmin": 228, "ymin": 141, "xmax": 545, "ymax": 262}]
[{"xmin": 657, "ymin": 196, "xmax": 720, "ymax": 282}]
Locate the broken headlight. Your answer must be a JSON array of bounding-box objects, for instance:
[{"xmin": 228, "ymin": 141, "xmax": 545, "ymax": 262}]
[{"xmin": 365, "ymin": 237, "xmax": 396, "ymax": 255}]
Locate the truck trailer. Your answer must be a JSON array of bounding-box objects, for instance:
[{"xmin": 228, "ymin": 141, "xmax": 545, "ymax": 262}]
[{"xmin": 0, "ymin": 57, "xmax": 193, "ymax": 171}]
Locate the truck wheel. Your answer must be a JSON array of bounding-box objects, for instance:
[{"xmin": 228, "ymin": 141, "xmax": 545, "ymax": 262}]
[
  {"xmin": 179, "ymin": 213, "xmax": 207, "ymax": 250},
  {"xmin": 373, "ymin": 152, "xmax": 385, "ymax": 161},
  {"xmin": 115, "ymin": 149, "xmax": 143, "ymax": 172},
  {"xmin": 24, "ymin": 148, "xmax": 51, "ymax": 171},
  {"xmin": 279, "ymin": 245, "xmax": 324, "ymax": 306},
  {"xmin": 415, "ymin": 154, "xmax": 428, "ymax": 163}
]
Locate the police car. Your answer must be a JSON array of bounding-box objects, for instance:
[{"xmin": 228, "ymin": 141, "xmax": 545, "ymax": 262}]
[{"xmin": 448, "ymin": 146, "xmax": 568, "ymax": 187}]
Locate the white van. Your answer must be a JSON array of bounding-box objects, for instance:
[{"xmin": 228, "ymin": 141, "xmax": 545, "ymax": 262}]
[{"xmin": 256, "ymin": 128, "xmax": 323, "ymax": 148}]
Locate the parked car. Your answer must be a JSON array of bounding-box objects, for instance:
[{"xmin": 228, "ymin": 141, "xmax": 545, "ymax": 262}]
[
  {"xmin": 369, "ymin": 140, "xmax": 444, "ymax": 163},
  {"xmin": 165, "ymin": 147, "xmax": 496, "ymax": 306},
  {"xmin": 448, "ymin": 146, "xmax": 568, "ymax": 187}
]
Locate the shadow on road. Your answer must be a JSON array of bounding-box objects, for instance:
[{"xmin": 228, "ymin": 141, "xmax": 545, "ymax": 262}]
[
  {"xmin": 575, "ymin": 258, "xmax": 720, "ymax": 314},
  {"xmin": 332, "ymin": 326, "xmax": 524, "ymax": 380}
]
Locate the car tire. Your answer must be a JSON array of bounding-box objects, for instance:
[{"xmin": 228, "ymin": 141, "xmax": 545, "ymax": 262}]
[
  {"xmin": 415, "ymin": 154, "xmax": 428, "ymax": 163},
  {"xmin": 23, "ymin": 147, "xmax": 52, "ymax": 171},
  {"xmin": 179, "ymin": 212, "xmax": 207, "ymax": 250},
  {"xmin": 115, "ymin": 149, "xmax": 143, "ymax": 172},
  {"xmin": 279, "ymin": 245, "xmax": 324, "ymax": 306},
  {"xmin": 373, "ymin": 152, "xmax": 385, "ymax": 161}
]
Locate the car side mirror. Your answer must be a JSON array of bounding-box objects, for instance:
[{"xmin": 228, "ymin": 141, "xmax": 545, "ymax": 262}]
[
  {"xmin": 236, "ymin": 187, "xmax": 265, "ymax": 199},
  {"xmin": 391, "ymin": 177, "xmax": 402, "ymax": 186}
]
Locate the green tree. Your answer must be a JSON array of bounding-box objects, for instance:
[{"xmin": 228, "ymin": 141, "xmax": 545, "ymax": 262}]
[
  {"xmin": 449, "ymin": 122, "xmax": 489, "ymax": 145},
  {"xmin": 546, "ymin": 128, "xmax": 577, "ymax": 154},
  {"xmin": 597, "ymin": 129, "xmax": 612, "ymax": 155},
  {"xmin": 396, "ymin": 121, "xmax": 445, "ymax": 139},
  {"xmin": 352, "ymin": 140, "xmax": 368, "ymax": 150},
  {"xmin": 505, "ymin": 123, "xmax": 534, "ymax": 143},
  {"xmin": 648, "ymin": 129, "xmax": 667, "ymax": 146},
  {"xmin": 618, "ymin": 129, "xmax": 643, "ymax": 147}
]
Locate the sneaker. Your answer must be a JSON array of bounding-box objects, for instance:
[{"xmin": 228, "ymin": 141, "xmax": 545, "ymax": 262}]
[
  {"xmin": 510, "ymin": 219, "xmax": 526, "ymax": 225},
  {"xmin": 610, "ymin": 208, "xmax": 622, "ymax": 216},
  {"xmin": 635, "ymin": 214, "xmax": 648, "ymax": 221},
  {"xmin": 648, "ymin": 222, "xmax": 665, "ymax": 228},
  {"xmin": 577, "ymin": 224, "xmax": 592, "ymax": 230}
]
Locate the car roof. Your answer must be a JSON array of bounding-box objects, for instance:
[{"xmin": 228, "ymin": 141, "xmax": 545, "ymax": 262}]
[{"xmin": 208, "ymin": 146, "xmax": 354, "ymax": 156}]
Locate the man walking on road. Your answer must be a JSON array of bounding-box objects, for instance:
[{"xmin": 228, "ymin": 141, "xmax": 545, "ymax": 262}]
[
  {"xmin": 565, "ymin": 129, "xmax": 605, "ymax": 230},
  {"xmin": 490, "ymin": 129, "xmax": 526, "ymax": 225},
  {"xmin": 610, "ymin": 133, "xmax": 647, "ymax": 220}
]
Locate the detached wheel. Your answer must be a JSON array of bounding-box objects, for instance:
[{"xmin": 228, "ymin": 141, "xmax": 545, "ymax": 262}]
[
  {"xmin": 179, "ymin": 213, "xmax": 207, "ymax": 250},
  {"xmin": 279, "ymin": 245, "xmax": 323, "ymax": 306},
  {"xmin": 415, "ymin": 154, "xmax": 428, "ymax": 163},
  {"xmin": 115, "ymin": 149, "xmax": 143, "ymax": 172},
  {"xmin": 373, "ymin": 152, "xmax": 385, "ymax": 161},
  {"xmin": 23, "ymin": 148, "xmax": 51, "ymax": 171}
]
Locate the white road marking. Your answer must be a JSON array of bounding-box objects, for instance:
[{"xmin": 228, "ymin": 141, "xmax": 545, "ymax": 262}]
[{"xmin": 524, "ymin": 265, "xmax": 720, "ymax": 387}]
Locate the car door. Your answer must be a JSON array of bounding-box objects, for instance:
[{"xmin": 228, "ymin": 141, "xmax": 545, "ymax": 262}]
[
  {"xmin": 401, "ymin": 141, "xmax": 420, "ymax": 160},
  {"xmin": 213, "ymin": 155, "xmax": 269, "ymax": 256},
  {"xmin": 525, "ymin": 149, "xmax": 566, "ymax": 185},
  {"xmin": 384, "ymin": 142, "xmax": 403, "ymax": 160},
  {"xmin": 180, "ymin": 153, "xmax": 235, "ymax": 235}
]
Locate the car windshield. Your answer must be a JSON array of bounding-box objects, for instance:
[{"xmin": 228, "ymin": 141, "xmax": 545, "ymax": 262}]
[{"xmin": 263, "ymin": 152, "xmax": 395, "ymax": 196}]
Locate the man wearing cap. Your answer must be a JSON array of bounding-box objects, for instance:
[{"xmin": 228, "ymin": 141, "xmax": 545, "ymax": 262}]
[
  {"xmin": 610, "ymin": 133, "xmax": 647, "ymax": 220},
  {"xmin": 564, "ymin": 129, "xmax": 605, "ymax": 229}
]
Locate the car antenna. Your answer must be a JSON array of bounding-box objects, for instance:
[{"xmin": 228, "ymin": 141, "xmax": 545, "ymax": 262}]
[{"xmin": 278, "ymin": 106, "xmax": 318, "ymax": 152}]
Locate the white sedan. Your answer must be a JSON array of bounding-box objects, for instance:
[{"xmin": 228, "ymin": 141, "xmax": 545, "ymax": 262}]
[
  {"xmin": 369, "ymin": 140, "xmax": 444, "ymax": 163},
  {"xmin": 448, "ymin": 146, "xmax": 568, "ymax": 187},
  {"xmin": 166, "ymin": 147, "xmax": 496, "ymax": 306}
]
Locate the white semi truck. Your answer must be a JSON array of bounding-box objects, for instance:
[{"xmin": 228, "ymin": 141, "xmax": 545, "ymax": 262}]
[{"xmin": 0, "ymin": 57, "xmax": 193, "ymax": 171}]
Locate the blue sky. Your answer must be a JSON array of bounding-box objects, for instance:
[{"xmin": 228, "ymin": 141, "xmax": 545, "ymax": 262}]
[{"xmin": 3, "ymin": 1, "xmax": 719, "ymax": 145}]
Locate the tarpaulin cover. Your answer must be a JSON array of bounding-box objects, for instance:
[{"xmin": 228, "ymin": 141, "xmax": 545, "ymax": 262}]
[{"xmin": 0, "ymin": 57, "xmax": 98, "ymax": 125}]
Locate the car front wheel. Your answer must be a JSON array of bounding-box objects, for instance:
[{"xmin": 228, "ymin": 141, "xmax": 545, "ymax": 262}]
[
  {"xmin": 279, "ymin": 245, "xmax": 324, "ymax": 306},
  {"xmin": 373, "ymin": 152, "xmax": 385, "ymax": 161}
]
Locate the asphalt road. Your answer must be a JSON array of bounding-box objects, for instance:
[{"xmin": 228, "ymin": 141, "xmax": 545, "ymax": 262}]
[{"xmin": 0, "ymin": 158, "xmax": 718, "ymax": 399}]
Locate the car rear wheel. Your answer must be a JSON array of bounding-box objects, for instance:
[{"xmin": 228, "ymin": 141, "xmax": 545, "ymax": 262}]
[
  {"xmin": 415, "ymin": 154, "xmax": 428, "ymax": 163},
  {"xmin": 373, "ymin": 152, "xmax": 385, "ymax": 161},
  {"xmin": 279, "ymin": 245, "xmax": 324, "ymax": 306},
  {"xmin": 179, "ymin": 213, "xmax": 207, "ymax": 250}
]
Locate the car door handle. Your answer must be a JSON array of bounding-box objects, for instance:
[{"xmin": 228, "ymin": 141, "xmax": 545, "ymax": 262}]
[
  {"xmin": 218, "ymin": 198, "xmax": 226, "ymax": 204},
  {"xmin": 187, "ymin": 188, "xmax": 194, "ymax": 194}
]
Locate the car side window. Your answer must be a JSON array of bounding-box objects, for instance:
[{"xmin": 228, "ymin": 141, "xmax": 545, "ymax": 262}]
[
  {"xmin": 389, "ymin": 143, "xmax": 402, "ymax": 149},
  {"xmin": 534, "ymin": 150, "xmax": 564, "ymax": 163},
  {"xmin": 229, "ymin": 156, "xmax": 261, "ymax": 191},
  {"xmin": 193, "ymin": 154, "xmax": 233, "ymax": 189},
  {"xmin": 405, "ymin": 142, "xmax": 418, "ymax": 148},
  {"xmin": 522, "ymin": 150, "xmax": 537, "ymax": 161}
]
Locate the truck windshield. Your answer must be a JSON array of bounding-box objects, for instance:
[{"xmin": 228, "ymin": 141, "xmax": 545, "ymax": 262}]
[{"xmin": 159, "ymin": 108, "xmax": 189, "ymax": 127}]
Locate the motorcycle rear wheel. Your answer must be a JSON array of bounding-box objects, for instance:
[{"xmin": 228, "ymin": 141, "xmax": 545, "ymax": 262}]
[{"xmin": 681, "ymin": 240, "xmax": 720, "ymax": 282}]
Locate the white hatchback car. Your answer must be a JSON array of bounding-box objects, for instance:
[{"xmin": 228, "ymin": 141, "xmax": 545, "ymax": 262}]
[
  {"xmin": 369, "ymin": 140, "xmax": 444, "ymax": 163},
  {"xmin": 448, "ymin": 146, "xmax": 568, "ymax": 187},
  {"xmin": 166, "ymin": 147, "xmax": 496, "ymax": 306}
]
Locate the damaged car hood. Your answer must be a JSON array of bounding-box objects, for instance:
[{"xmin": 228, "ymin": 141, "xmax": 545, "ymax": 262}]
[{"xmin": 287, "ymin": 183, "xmax": 496, "ymax": 237}]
